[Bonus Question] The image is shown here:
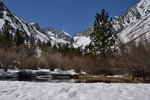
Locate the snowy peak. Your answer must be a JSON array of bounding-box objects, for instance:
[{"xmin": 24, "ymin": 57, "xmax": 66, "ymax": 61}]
[
  {"xmin": 0, "ymin": 1, "xmax": 49, "ymax": 42},
  {"xmin": 0, "ymin": 2, "xmax": 8, "ymax": 12},
  {"xmin": 0, "ymin": 1, "xmax": 74, "ymax": 46},
  {"xmin": 30, "ymin": 23, "xmax": 41, "ymax": 31},
  {"xmin": 42, "ymin": 27, "xmax": 71, "ymax": 38},
  {"xmin": 110, "ymin": 0, "xmax": 150, "ymax": 44},
  {"xmin": 75, "ymin": 27, "xmax": 93, "ymax": 37},
  {"xmin": 2, "ymin": 0, "xmax": 150, "ymax": 49},
  {"xmin": 137, "ymin": 0, "xmax": 150, "ymax": 15},
  {"xmin": 42, "ymin": 27, "xmax": 73, "ymax": 45},
  {"xmin": 113, "ymin": 0, "xmax": 150, "ymax": 32},
  {"xmin": 73, "ymin": 0, "xmax": 150, "ymax": 48}
]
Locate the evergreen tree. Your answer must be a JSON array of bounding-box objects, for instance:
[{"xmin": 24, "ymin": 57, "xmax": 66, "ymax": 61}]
[
  {"xmin": 75, "ymin": 47, "xmax": 82, "ymax": 56},
  {"xmin": 40, "ymin": 41, "xmax": 52, "ymax": 50},
  {"xmin": 45, "ymin": 41, "xmax": 51, "ymax": 47},
  {"xmin": 28, "ymin": 33, "xmax": 36, "ymax": 56},
  {"xmin": 61, "ymin": 43, "xmax": 70, "ymax": 56},
  {"xmin": 84, "ymin": 43, "xmax": 94, "ymax": 57},
  {"xmin": 14, "ymin": 29, "xmax": 25, "ymax": 52},
  {"xmin": 53, "ymin": 45, "xmax": 57, "ymax": 52},
  {"xmin": 88, "ymin": 9, "xmax": 117, "ymax": 57},
  {"xmin": 1, "ymin": 20, "xmax": 13, "ymax": 49},
  {"xmin": 37, "ymin": 39, "xmax": 42, "ymax": 48},
  {"xmin": 14, "ymin": 29, "xmax": 25, "ymax": 68}
]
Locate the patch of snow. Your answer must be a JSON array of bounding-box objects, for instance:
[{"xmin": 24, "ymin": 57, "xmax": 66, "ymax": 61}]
[
  {"xmin": 93, "ymin": 76, "xmax": 99, "ymax": 78},
  {"xmin": 73, "ymin": 36, "xmax": 91, "ymax": 48},
  {"xmin": 0, "ymin": 19, "xmax": 5, "ymax": 29},
  {"xmin": 36, "ymin": 48, "xmax": 42, "ymax": 57},
  {"xmin": 50, "ymin": 36, "xmax": 70, "ymax": 45},
  {"xmin": 51, "ymin": 69, "xmax": 77, "ymax": 75},
  {"xmin": 0, "ymin": 69, "xmax": 10, "ymax": 78},
  {"xmin": 54, "ymin": 68, "xmax": 62, "ymax": 72},
  {"xmin": 0, "ymin": 69, "xmax": 18, "ymax": 78},
  {"xmin": 37, "ymin": 68, "xmax": 50, "ymax": 72},
  {"xmin": 80, "ymin": 71, "xmax": 87, "ymax": 75},
  {"xmin": 30, "ymin": 23, "xmax": 35, "ymax": 25},
  {"xmin": 61, "ymin": 30, "xmax": 71, "ymax": 37},
  {"xmin": 7, "ymin": 69, "xmax": 20, "ymax": 73},
  {"xmin": 34, "ymin": 29, "xmax": 49, "ymax": 42},
  {"xmin": 66, "ymin": 69, "xmax": 77, "ymax": 75},
  {"xmin": 107, "ymin": 74, "xmax": 129, "ymax": 78}
]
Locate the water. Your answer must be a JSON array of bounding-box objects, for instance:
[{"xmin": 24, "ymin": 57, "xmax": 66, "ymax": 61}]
[{"xmin": 0, "ymin": 78, "xmax": 107, "ymax": 83}]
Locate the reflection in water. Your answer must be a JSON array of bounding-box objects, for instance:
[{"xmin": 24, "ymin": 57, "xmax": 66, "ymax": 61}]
[{"xmin": 0, "ymin": 78, "xmax": 106, "ymax": 83}]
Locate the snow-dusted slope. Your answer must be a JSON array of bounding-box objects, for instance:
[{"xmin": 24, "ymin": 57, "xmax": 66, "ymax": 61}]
[
  {"xmin": 2, "ymin": 0, "xmax": 149, "ymax": 49},
  {"xmin": 73, "ymin": 35, "xmax": 91, "ymax": 48},
  {"xmin": 0, "ymin": 2, "xmax": 72, "ymax": 46},
  {"xmin": 0, "ymin": 2, "xmax": 49, "ymax": 43},
  {"xmin": 42, "ymin": 27, "xmax": 72, "ymax": 45},
  {"xmin": 74, "ymin": 0, "xmax": 150, "ymax": 48},
  {"xmin": 0, "ymin": 81, "xmax": 150, "ymax": 100},
  {"xmin": 113, "ymin": 0, "xmax": 150, "ymax": 44},
  {"xmin": 73, "ymin": 27, "xmax": 93, "ymax": 48}
]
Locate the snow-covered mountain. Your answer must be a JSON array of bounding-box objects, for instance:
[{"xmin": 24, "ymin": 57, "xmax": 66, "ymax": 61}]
[
  {"xmin": 0, "ymin": 2, "xmax": 49, "ymax": 43},
  {"xmin": 74, "ymin": 0, "xmax": 150, "ymax": 48},
  {"xmin": 1, "ymin": 0, "xmax": 150, "ymax": 49},
  {"xmin": 0, "ymin": 2, "xmax": 72, "ymax": 46},
  {"xmin": 73, "ymin": 27, "xmax": 93, "ymax": 48},
  {"xmin": 112, "ymin": 0, "xmax": 150, "ymax": 44},
  {"xmin": 42, "ymin": 27, "xmax": 72, "ymax": 45},
  {"xmin": 30, "ymin": 23, "xmax": 73, "ymax": 45}
]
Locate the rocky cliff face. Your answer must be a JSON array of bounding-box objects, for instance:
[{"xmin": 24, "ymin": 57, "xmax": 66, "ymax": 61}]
[{"xmin": 112, "ymin": 0, "xmax": 150, "ymax": 44}]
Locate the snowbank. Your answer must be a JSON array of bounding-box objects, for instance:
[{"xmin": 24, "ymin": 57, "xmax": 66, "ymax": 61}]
[
  {"xmin": 0, "ymin": 70, "xmax": 11, "ymax": 78},
  {"xmin": 0, "ymin": 69, "xmax": 78, "ymax": 78},
  {"xmin": 0, "ymin": 69, "xmax": 18, "ymax": 78},
  {"xmin": 51, "ymin": 69, "xmax": 77, "ymax": 75},
  {"xmin": 0, "ymin": 81, "xmax": 150, "ymax": 100}
]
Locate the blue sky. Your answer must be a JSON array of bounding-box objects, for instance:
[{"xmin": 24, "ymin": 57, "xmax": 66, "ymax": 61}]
[{"xmin": 2, "ymin": 0, "xmax": 140, "ymax": 34}]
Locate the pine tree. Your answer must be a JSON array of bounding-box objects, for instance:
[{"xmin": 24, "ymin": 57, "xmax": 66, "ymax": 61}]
[
  {"xmin": 59, "ymin": 43, "xmax": 69, "ymax": 56},
  {"xmin": 14, "ymin": 29, "xmax": 25, "ymax": 52},
  {"xmin": 28, "ymin": 33, "xmax": 36, "ymax": 56},
  {"xmin": 88, "ymin": 9, "xmax": 117, "ymax": 57},
  {"xmin": 1, "ymin": 20, "xmax": 13, "ymax": 49},
  {"xmin": 45, "ymin": 41, "xmax": 51, "ymax": 47},
  {"xmin": 53, "ymin": 45, "xmax": 57, "ymax": 53}
]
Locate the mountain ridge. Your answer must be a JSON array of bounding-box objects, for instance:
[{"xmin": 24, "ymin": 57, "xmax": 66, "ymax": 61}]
[
  {"xmin": 74, "ymin": 0, "xmax": 150, "ymax": 48},
  {"xmin": 0, "ymin": 0, "xmax": 150, "ymax": 49}
]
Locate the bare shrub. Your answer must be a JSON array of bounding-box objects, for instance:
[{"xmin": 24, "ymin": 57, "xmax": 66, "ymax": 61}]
[
  {"xmin": 0, "ymin": 47, "xmax": 16, "ymax": 71},
  {"xmin": 23, "ymin": 56, "xmax": 39, "ymax": 69},
  {"xmin": 41, "ymin": 48, "xmax": 63, "ymax": 71}
]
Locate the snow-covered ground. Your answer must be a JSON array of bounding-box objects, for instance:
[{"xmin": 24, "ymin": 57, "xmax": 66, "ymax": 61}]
[{"xmin": 0, "ymin": 81, "xmax": 150, "ymax": 100}]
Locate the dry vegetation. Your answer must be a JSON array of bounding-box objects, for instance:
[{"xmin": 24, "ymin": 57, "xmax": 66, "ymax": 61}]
[{"xmin": 0, "ymin": 38, "xmax": 150, "ymax": 81}]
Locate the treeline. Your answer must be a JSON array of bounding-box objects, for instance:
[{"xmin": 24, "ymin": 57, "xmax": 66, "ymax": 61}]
[
  {"xmin": 0, "ymin": 10, "xmax": 150, "ymax": 76},
  {"xmin": 0, "ymin": 20, "xmax": 85, "ymax": 72}
]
